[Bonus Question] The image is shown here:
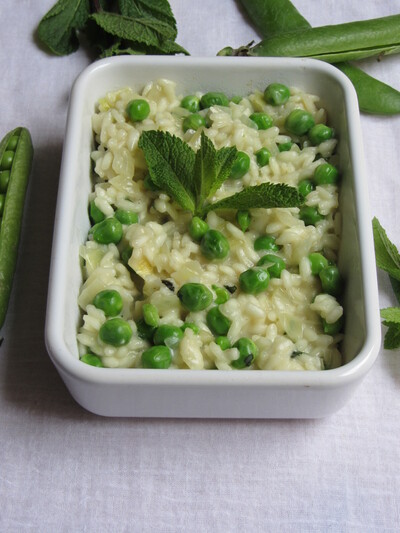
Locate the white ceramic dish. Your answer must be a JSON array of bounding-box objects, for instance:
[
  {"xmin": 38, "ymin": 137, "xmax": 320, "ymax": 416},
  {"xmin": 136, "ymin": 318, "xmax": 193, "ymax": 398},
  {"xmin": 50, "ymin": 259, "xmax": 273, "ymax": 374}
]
[{"xmin": 45, "ymin": 56, "xmax": 380, "ymax": 418}]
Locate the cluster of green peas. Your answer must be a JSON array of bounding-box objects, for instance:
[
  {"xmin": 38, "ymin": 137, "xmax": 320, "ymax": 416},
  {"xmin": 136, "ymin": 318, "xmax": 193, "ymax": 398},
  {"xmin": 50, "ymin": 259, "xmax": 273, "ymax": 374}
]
[
  {"xmin": 308, "ymin": 252, "xmax": 344, "ymax": 335},
  {"xmin": 298, "ymin": 162, "xmax": 339, "ymax": 227}
]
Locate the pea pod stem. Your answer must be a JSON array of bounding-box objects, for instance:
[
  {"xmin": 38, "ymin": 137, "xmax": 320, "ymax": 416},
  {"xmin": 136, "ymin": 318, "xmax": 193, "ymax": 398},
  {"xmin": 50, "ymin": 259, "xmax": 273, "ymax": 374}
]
[
  {"xmin": 0, "ymin": 127, "xmax": 33, "ymax": 328},
  {"xmin": 235, "ymin": 0, "xmax": 400, "ymax": 115}
]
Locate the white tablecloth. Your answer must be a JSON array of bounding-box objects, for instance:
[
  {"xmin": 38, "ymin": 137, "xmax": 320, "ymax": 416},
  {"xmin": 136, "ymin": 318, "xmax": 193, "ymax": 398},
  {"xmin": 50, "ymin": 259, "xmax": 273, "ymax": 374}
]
[{"xmin": 1, "ymin": 1, "xmax": 400, "ymax": 531}]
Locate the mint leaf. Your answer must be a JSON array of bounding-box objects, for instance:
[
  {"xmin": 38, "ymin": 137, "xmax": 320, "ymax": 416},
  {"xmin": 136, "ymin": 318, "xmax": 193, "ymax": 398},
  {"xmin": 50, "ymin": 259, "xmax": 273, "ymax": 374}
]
[
  {"xmin": 372, "ymin": 217, "xmax": 400, "ymax": 280},
  {"xmin": 390, "ymin": 276, "xmax": 400, "ymax": 305},
  {"xmin": 138, "ymin": 131, "xmax": 196, "ymax": 213},
  {"xmin": 380, "ymin": 307, "xmax": 400, "ymax": 323},
  {"xmin": 202, "ymin": 182, "xmax": 303, "ymax": 215},
  {"xmin": 382, "ymin": 322, "xmax": 400, "ymax": 350},
  {"xmin": 193, "ymin": 134, "xmax": 237, "ymax": 211},
  {"xmin": 118, "ymin": 0, "xmax": 177, "ymax": 37},
  {"xmin": 208, "ymin": 145, "xmax": 238, "ymax": 199},
  {"xmin": 90, "ymin": 11, "xmax": 176, "ymax": 47},
  {"xmin": 37, "ymin": 0, "xmax": 90, "ymax": 55}
]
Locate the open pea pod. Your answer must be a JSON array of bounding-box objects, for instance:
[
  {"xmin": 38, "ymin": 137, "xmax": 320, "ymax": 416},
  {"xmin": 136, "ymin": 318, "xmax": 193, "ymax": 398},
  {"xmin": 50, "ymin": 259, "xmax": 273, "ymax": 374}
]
[
  {"xmin": 0, "ymin": 127, "xmax": 33, "ymax": 328},
  {"xmin": 236, "ymin": 0, "xmax": 400, "ymax": 115},
  {"xmin": 247, "ymin": 14, "xmax": 400, "ymax": 63}
]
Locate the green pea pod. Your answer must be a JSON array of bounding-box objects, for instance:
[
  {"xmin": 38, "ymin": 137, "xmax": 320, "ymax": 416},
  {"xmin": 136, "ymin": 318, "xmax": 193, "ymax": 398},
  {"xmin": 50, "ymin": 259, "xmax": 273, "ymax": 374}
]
[
  {"xmin": 0, "ymin": 127, "xmax": 33, "ymax": 328},
  {"xmin": 335, "ymin": 62, "xmax": 400, "ymax": 115},
  {"xmin": 247, "ymin": 15, "xmax": 400, "ymax": 63},
  {"xmin": 237, "ymin": 0, "xmax": 400, "ymax": 115},
  {"xmin": 239, "ymin": 0, "xmax": 310, "ymax": 35}
]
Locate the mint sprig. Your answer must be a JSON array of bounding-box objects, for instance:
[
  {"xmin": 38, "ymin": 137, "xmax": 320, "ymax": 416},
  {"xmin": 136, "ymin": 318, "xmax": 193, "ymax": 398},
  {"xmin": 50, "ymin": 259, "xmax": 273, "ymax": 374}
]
[
  {"xmin": 37, "ymin": 0, "xmax": 188, "ymax": 57},
  {"xmin": 373, "ymin": 216, "xmax": 400, "ymax": 349},
  {"xmin": 138, "ymin": 130, "xmax": 303, "ymax": 217}
]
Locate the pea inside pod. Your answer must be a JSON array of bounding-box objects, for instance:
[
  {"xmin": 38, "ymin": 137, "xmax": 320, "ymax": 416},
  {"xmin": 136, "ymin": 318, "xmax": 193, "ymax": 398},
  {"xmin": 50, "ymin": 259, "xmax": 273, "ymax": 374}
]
[{"xmin": 0, "ymin": 127, "xmax": 33, "ymax": 328}]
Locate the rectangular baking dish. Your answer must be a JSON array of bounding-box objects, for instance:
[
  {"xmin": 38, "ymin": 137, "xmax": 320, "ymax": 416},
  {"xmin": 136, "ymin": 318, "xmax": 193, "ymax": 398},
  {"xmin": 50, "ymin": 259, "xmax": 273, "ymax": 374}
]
[{"xmin": 45, "ymin": 56, "xmax": 380, "ymax": 418}]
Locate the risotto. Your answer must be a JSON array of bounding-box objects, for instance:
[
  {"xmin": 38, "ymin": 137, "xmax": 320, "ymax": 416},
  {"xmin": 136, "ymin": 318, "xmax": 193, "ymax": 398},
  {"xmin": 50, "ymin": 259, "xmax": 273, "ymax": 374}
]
[{"xmin": 77, "ymin": 78, "xmax": 343, "ymax": 370}]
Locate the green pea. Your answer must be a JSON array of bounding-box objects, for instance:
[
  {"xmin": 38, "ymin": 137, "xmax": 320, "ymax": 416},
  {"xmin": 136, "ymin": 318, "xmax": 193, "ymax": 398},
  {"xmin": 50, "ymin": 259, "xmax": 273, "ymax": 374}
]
[
  {"xmin": 230, "ymin": 95, "xmax": 242, "ymax": 104},
  {"xmin": 231, "ymin": 337, "xmax": 259, "ymax": 368},
  {"xmin": 91, "ymin": 217, "xmax": 123, "ymax": 244},
  {"xmin": 183, "ymin": 113, "xmax": 206, "ymax": 132},
  {"xmin": 142, "ymin": 303, "xmax": 159, "ymax": 327},
  {"xmin": 298, "ymin": 179, "xmax": 315, "ymax": 198},
  {"xmin": 189, "ymin": 216, "xmax": 209, "ymax": 241},
  {"xmin": 136, "ymin": 318, "xmax": 156, "ymax": 341},
  {"xmin": 89, "ymin": 200, "xmax": 105, "ymax": 225},
  {"xmin": 285, "ymin": 109, "xmax": 315, "ymax": 136},
  {"xmin": 181, "ymin": 322, "xmax": 200, "ymax": 334},
  {"xmin": 200, "ymin": 229, "xmax": 230, "ymax": 260},
  {"xmin": 254, "ymin": 235, "xmax": 279, "ymax": 252},
  {"xmin": 278, "ymin": 142, "xmax": 293, "ymax": 152},
  {"xmin": 0, "ymin": 194, "xmax": 5, "ymax": 216},
  {"xmin": 0, "ymin": 150, "xmax": 14, "ymax": 170},
  {"xmin": 6, "ymin": 135, "xmax": 19, "ymax": 151},
  {"xmin": 93, "ymin": 289, "xmax": 123, "ymax": 317},
  {"xmin": 319, "ymin": 265, "xmax": 343, "ymax": 297},
  {"xmin": 177, "ymin": 283, "xmax": 213, "ymax": 311},
  {"xmin": 121, "ymin": 246, "xmax": 132, "ymax": 266},
  {"xmin": 239, "ymin": 267, "xmax": 270, "ymax": 294},
  {"xmin": 212, "ymin": 285, "xmax": 230, "ymax": 305},
  {"xmin": 99, "ymin": 318, "xmax": 132, "ymax": 346},
  {"xmin": 0, "ymin": 170, "xmax": 10, "ymax": 193},
  {"xmin": 126, "ymin": 99, "xmax": 150, "ymax": 121},
  {"xmin": 114, "ymin": 209, "xmax": 138, "ymax": 225},
  {"xmin": 181, "ymin": 95, "xmax": 200, "ymax": 113},
  {"xmin": 153, "ymin": 324, "xmax": 183, "ymax": 347},
  {"xmin": 322, "ymin": 316, "xmax": 344, "ymax": 336},
  {"xmin": 264, "ymin": 83, "xmax": 290, "ymax": 106},
  {"xmin": 142, "ymin": 345, "xmax": 172, "ymax": 369},
  {"xmin": 308, "ymin": 253, "xmax": 329, "ymax": 275},
  {"xmin": 299, "ymin": 206, "xmax": 324, "ymax": 226},
  {"xmin": 206, "ymin": 306, "xmax": 232, "ymax": 336},
  {"xmin": 200, "ymin": 92, "xmax": 230, "ymax": 109},
  {"xmin": 249, "ymin": 112, "xmax": 273, "ymax": 130},
  {"xmin": 215, "ymin": 336, "xmax": 231, "ymax": 350},
  {"xmin": 236, "ymin": 210, "xmax": 251, "ymax": 232},
  {"xmin": 314, "ymin": 163, "xmax": 339, "ymax": 185},
  {"xmin": 80, "ymin": 353, "xmax": 104, "ymax": 367},
  {"xmin": 257, "ymin": 254, "xmax": 285, "ymax": 278},
  {"xmin": 229, "ymin": 151, "xmax": 250, "ymax": 179},
  {"xmin": 308, "ymin": 124, "xmax": 333, "ymax": 145},
  {"xmin": 255, "ymin": 147, "xmax": 271, "ymax": 167}
]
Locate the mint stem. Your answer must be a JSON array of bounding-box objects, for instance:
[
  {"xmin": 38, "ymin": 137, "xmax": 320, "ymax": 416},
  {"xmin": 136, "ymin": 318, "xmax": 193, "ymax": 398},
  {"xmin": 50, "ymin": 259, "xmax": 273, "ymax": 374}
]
[{"xmin": 92, "ymin": 0, "xmax": 102, "ymax": 13}]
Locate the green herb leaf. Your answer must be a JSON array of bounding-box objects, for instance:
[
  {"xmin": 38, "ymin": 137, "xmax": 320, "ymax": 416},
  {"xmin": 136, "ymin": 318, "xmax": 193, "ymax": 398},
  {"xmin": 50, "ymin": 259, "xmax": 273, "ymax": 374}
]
[
  {"xmin": 193, "ymin": 133, "xmax": 237, "ymax": 211},
  {"xmin": 202, "ymin": 182, "xmax": 302, "ymax": 214},
  {"xmin": 139, "ymin": 130, "xmax": 302, "ymax": 216},
  {"xmin": 118, "ymin": 0, "xmax": 177, "ymax": 38},
  {"xmin": 90, "ymin": 11, "xmax": 176, "ymax": 47},
  {"xmin": 381, "ymin": 307, "xmax": 400, "ymax": 324},
  {"xmin": 138, "ymin": 131, "xmax": 196, "ymax": 213},
  {"xmin": 389, "ymin": 277, "xmax": 400, "ymax": 305},
  {"xmin": 37, "ymin": 0, "xmax": 90, "ymax": 55},
  {"xmin": 382, "ymin": 322, "xmax": 400, "ymax": 350},
  {"xmin": 372, "ymin": 216, "xmax": 400, "ymax": 281}
]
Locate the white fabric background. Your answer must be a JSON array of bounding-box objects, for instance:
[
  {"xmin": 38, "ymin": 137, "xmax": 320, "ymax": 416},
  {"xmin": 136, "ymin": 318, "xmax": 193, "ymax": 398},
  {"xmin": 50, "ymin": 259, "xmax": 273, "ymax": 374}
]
[{"xmin": 0, "ymin": 1, "xmax": 400, "ymax": 531}]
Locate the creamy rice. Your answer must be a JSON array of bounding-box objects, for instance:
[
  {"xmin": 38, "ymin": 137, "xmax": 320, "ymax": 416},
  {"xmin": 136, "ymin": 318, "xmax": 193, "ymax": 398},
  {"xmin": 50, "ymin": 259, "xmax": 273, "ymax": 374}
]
[{"xmin": 77, "ymin": 79, "xmax": 343, "ymax": 370}]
